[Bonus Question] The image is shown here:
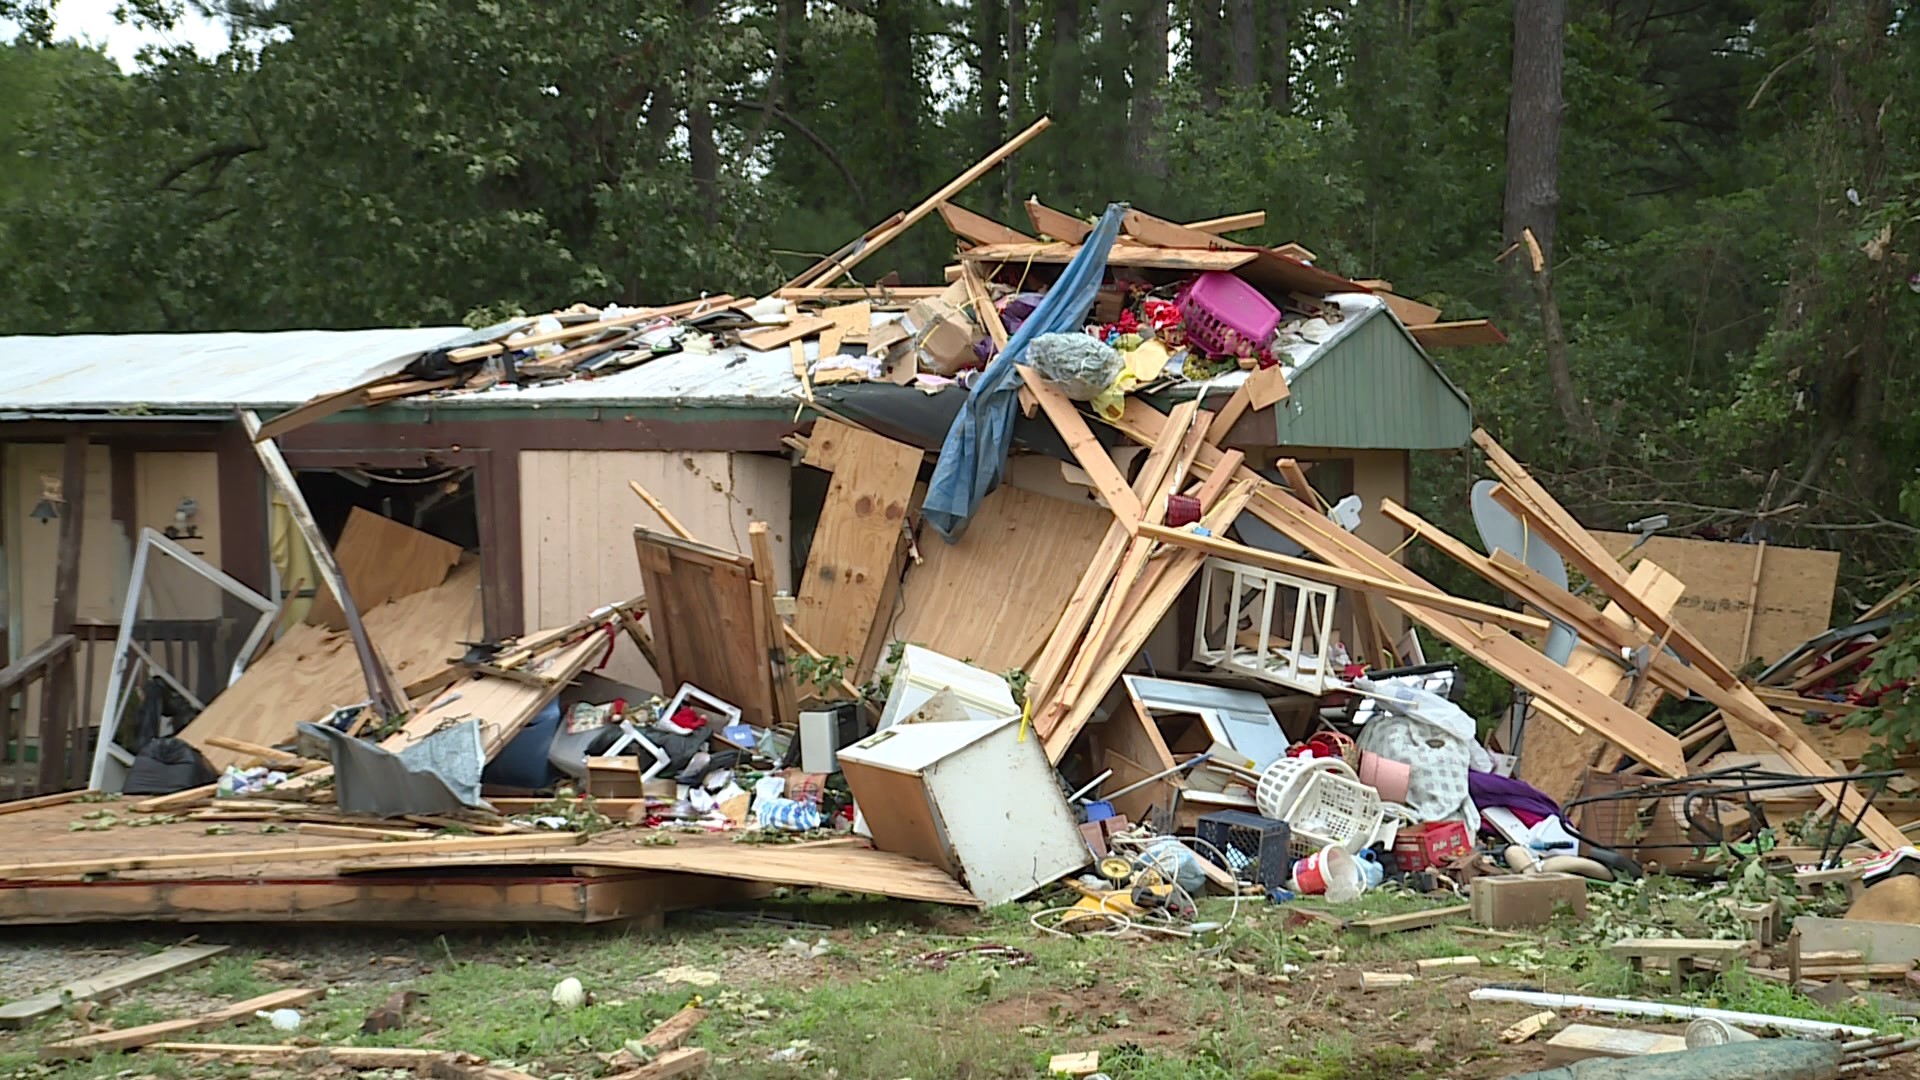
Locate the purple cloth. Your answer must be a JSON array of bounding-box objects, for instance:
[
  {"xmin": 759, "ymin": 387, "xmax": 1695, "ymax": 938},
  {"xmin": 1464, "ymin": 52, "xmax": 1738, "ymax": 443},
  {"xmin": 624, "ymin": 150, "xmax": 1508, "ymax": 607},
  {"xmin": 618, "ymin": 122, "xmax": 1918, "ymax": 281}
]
[{"xmin": 1468, "ymin": 769, "xmax": 1560, "ymax": 820}]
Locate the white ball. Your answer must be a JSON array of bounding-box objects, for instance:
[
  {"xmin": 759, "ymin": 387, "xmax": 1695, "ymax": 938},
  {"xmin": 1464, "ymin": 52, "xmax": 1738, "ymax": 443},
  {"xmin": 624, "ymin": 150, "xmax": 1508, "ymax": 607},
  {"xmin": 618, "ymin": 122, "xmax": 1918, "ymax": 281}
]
[{"xmin": 550, "ymin": 976, "xmax": 586, "ymax": 1010}]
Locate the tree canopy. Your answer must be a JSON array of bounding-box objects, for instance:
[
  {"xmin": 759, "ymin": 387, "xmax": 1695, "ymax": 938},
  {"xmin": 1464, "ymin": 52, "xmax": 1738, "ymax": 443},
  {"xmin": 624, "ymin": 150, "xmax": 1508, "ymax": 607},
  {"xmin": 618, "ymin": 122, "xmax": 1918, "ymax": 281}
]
[{"xmin": 2, "ymin": 0, "xmax": 1916, "ymax": 619}]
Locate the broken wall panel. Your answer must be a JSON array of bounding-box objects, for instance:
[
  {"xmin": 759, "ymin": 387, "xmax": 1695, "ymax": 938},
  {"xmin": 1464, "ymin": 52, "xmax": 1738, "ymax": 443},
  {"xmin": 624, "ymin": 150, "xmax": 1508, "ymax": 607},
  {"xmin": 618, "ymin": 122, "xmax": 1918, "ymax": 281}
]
[
  {"xmin": 520, "ymin": 450, "xmax": 791, "ymax": 692},
  {"xmin": 1594, "ymin": 531, "xmax": 1839, "ymax": 669},
  {"xmin": 892, "ymin": 484, "xmax": 1111, "ymax": 675},
  {"xmin": 795, "ymin": 422, "xmax": 921, "ymax": 673}
]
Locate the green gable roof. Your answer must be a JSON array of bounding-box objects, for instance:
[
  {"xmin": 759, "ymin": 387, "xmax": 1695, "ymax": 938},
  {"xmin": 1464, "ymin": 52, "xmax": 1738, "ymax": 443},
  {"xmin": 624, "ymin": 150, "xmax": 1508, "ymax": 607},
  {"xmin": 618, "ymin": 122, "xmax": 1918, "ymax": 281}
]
[{"xmin": 1160, "ymin": 302, "xmax": 1475, "ymax": 451}]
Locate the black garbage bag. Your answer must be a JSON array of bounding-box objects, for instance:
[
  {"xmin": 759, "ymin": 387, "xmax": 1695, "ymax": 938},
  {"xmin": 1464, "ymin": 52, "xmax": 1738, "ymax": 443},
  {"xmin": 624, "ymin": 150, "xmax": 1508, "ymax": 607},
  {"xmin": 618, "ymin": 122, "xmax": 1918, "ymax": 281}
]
[{"xmin": 123, "ymin": 736, "xmax": 218, "ymax": 795}]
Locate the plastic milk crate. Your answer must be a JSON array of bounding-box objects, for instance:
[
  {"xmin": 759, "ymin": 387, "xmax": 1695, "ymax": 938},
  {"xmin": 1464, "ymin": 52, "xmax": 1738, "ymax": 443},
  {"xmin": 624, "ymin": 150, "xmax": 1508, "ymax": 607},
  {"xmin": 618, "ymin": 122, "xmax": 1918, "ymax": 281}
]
[{"xmin": 1195, "ymin": 810, "xmax": 1294, "ymax": 890}]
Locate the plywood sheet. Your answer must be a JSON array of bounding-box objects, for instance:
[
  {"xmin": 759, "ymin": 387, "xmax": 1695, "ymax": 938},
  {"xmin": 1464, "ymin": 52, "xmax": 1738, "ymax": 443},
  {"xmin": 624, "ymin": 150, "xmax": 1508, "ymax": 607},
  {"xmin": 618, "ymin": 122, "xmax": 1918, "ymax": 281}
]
[
  {"xmin": 634, "ymin": 527, "xmax": 776, "ymax": 727},
  {"xmin": 182, "ymin": 561, "xmax": 484, "ymax": 768},
  {"xmin": 520, "ymin": 450, "xmax": 790, "ymax": 691},
  {"xmin": 1595, "ymin": 533, "xmax": 1839, "ymax": 667},
  {"xmin": 795, "ymin": 422, "xmax": 921, "ymax": 665},
  {"xmin": 305, "ymin": 508, "xmax": 462, "ymax": 631},
  {"xmin": 892, "ymin": 485, "xmax": 1110, "ymax": 674}
]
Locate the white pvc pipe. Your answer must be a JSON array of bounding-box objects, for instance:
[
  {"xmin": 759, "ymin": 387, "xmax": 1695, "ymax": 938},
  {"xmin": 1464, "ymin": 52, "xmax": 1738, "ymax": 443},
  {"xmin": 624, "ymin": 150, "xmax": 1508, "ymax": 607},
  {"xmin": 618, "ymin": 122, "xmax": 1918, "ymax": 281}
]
[{"xmin": 1467, "ymin": 988, "xmax": 1877, "ymax": 1038}]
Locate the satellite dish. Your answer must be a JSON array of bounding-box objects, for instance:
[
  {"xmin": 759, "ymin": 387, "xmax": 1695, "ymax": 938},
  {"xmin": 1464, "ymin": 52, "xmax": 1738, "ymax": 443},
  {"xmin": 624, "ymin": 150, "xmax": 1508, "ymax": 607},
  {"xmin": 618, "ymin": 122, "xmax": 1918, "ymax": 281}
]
[{"xmin": 1470, "ymin": 479, "xmax": 1578, "ymax": 664}]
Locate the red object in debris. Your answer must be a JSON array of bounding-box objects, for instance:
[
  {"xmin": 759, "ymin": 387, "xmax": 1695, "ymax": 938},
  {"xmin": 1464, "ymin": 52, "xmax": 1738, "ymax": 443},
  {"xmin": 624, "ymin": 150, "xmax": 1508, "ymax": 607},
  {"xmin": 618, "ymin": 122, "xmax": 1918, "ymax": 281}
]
[
  {"xmin": 1166, "ymin": 493, "xmax": 1202, "ymax": 528},
  {"xmin": 671, "ymin": 705, "xmax": 707, "ymax": 730},
  {"xmin": 1392, "ymin": 821, "xmax": 1472, "ymax": 872}
]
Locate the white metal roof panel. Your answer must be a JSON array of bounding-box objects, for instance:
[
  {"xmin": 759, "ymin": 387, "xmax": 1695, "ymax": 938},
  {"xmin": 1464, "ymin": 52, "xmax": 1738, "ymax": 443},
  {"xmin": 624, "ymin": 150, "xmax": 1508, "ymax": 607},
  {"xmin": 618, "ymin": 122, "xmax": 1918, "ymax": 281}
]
[{"xmin": 0, "ymin": 328, "xmax": 464, "ymax": 413}]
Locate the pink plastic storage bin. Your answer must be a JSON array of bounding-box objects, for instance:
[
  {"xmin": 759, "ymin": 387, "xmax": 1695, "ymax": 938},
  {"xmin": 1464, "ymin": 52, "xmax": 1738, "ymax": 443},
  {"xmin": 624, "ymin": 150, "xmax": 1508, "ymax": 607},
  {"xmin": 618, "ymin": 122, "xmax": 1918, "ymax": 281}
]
[{"xmin": 1176, "ymin": 271, "xmax": 1282, "ymax": 357}]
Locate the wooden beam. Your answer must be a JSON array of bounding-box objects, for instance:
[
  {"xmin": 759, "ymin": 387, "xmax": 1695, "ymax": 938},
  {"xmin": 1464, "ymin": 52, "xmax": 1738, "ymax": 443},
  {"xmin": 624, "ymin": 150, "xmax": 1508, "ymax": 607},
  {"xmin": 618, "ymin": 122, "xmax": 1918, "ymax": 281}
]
[
  {"xmin": 1349, "ymin": 904, "xmax": 1471, "ymax": 936},
  {"xmin": 0, "ymin": 943, "xmax": 230, "ymax": 1028},
  {"xmin": 1023, "ymin": 198, "xmax": 1092, "ymax": 242},
  {"xmin": 1016, "ymin": 365, "xmax": 1142, "ymax": 526},
  {"xmin": 780, "ymin": 213, "xmax": 906, "ymax": 290},
  {"xmin": 798, "ymin": 116, "xmax": 1052, "ymax": 288},
  {"xmin": 1134, "ymin": 523, "xmax": 1553, "ymax": 636},
  {"xmin": 1122, "ymin": 208, "xmax": 1248, "ymax": 250},
  {"xmin": 40, "ymin": 988, "xmax": 324, "ymax": 1060},
  {"xmin": 1204, "ymin": 381, "xmax": 1253, "ymax": 444},
  {"xmin": 446, "ymin": 296, "xmax": 735, "ymax": 364},
  {"xmin": 239, "ymin": 410, "xmax": 408, "ymax": 717},
  {"xmin": 774, "ymin": 285, "xmax": 946, "ymax": 303},
  {"xmin": 1184, "ymin": 211, "xmax": 1266, "ymax": 234},
  {"xmin": 1408, "ymin": 320, "xmax": 1509, "ymax": 348},
  {"xmin": 1106, "ymin": 400, "xmax": 1688, "ymax": 776},
  {"xmin": 962, "ymin": 242, "xmax": 1258, "ymax": 272},
  {"xmin": 936, "ymin": 202, "xmax": 1037, "ymax": 246},
  {"xmin": 41, "ymin": 435, "xmax": 88, "ymax": 791},
  {"xmin": 0, "ymin": 788, "xmax": 90, "ymax": 816}
]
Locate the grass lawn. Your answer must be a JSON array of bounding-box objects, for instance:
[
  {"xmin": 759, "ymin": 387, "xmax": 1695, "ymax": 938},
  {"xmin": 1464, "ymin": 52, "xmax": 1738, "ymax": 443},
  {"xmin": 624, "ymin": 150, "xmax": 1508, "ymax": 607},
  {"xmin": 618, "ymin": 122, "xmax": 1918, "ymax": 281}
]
[{"xmin": 1, "ymin": 881, "xmax": 1915, "ymax": 1080}]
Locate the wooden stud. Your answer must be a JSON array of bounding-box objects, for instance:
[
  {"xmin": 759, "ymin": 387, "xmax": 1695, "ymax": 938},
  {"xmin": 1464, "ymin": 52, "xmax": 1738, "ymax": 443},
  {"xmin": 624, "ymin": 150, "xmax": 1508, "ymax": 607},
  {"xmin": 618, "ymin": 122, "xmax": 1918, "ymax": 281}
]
[
  {"xmin": 797, "ymin": 116, "xmax": 1052, "ymax": 288},
  {"xmin": 637, "ymin": 1005, "xmax": 708, "ymax": 1053},
  {"xmin": 1134, "ymin": 523, "xmax": 1552, "ymax": 635},
  {"xmin": 1203, "ymin": 381, "xmax": 1253, "ymax": 444},
  {"xmin": 936, "ymin": 202, "xmax": 1038, "ymax": 246},
  {"xmin": 0, "ymin": 943, "xmax": 230, "ymax": 1028},
  {"xmin": 40, "ymin": 988, "xmax": 324, "ymax": 1060},
  {"xmin": 1016, "ymin": 365, "xmax": 1142, "ymax": 525},
  {"xmin": 1184, "ymin": 210, "xmax": 1266, "ymax": 234},
  {"xmin": 1348, "ymin": 905, "xmax": 1471, "ymax": 936},
  {"xmin": 1023, "ymin": 199, "xmax": 1093, "ymax": 242},
  {"xmin": 601, "ymin": 1048, "xmax": 712, "ymax": 1080}
]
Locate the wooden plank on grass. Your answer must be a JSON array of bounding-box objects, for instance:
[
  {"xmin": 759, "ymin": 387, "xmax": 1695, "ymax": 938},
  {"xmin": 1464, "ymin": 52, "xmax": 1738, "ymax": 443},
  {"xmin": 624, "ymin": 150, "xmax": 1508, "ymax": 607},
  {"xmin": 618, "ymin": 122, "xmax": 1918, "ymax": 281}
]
[
  {"xmin": 0, "ymin": 944, "xmax": 230, "ymax": 1028},
  {"xmin": 602, "ymin": 1048, "xmax": 712, "ymax": 1080},
  {"xmin": 40, "ymin": 987, "xmax": 323, "ymax": 1060},
  {"xmin": 1347, "ymin": 905, "xmax": 1471, "ymax": 936},
  {"xmin": 150, "ymin": 1044, "xmax": 451, "ymax": 1068}
]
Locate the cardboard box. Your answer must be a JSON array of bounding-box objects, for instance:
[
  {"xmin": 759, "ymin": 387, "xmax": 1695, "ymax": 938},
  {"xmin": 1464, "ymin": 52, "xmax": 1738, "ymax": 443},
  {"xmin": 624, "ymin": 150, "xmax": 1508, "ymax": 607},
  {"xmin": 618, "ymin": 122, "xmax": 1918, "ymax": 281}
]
[
  {"xmin": 1470, "ymin": 872, "xmax": 1589, "ymax": 928},
  {"xmin": 896, "ymin": 282, "xmax": 980, "ymax": 376}
]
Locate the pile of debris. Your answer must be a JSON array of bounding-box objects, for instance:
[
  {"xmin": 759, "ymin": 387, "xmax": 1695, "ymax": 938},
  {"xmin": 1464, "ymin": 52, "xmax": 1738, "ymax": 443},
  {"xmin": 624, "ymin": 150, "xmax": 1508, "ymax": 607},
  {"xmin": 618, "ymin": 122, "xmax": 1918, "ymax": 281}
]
[{"xmin": 8, "ymin": 115, "xmax": 1914, "ymax": 936}]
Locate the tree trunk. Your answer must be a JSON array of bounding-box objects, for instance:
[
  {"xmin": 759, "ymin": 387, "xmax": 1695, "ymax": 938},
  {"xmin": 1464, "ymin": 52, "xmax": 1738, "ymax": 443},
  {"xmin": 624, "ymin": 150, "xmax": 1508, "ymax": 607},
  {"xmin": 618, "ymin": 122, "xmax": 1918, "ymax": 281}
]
[
  {"xmin": 1005, "ymin": 0, "xmax": 1024, "ymax": 217},
  {"xmin": 1190, "ymin": 0, "xmax": 1223, "ymax": 112},
  {"xmin": 1502, "ymin": 0, "xmax": 1565, "ymax": 268},
  {"xmin": 1264, "ymin": 0, "xmax": 1291, "ymax": 111},
  {"xmin": 685, "ymin": 0, "xmax": 718, "ymax": 225},
  {"xmin": 1226, "ymin": 0, "xmax": 1258, "ymax": 91},
  {"xmin": 874, "ymin": 0, "xmax": 921, "ymax": 205},
  {"xmin": 1126, "ymin": 0, "xmax": 1169, "ymax": 181},
  {"xmin": 975, "ymin": 0, "xmax": 1004, "ymax": 159},
  {"xmin": 1050, "ymin": 0, "xmax": 1084, "ymax": 189}
]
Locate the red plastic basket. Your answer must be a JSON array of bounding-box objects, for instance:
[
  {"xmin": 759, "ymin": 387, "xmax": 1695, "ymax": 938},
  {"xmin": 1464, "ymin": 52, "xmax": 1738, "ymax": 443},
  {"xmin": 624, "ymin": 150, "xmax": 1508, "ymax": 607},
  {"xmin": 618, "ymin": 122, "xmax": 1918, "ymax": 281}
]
[
  {"xmin": 1391, "ymin": 821, "xmax": 1472, "ymax": 872},
  {"xmin": 1176, "ymin": 272, "xmax": 1282, "ymax": 358}
]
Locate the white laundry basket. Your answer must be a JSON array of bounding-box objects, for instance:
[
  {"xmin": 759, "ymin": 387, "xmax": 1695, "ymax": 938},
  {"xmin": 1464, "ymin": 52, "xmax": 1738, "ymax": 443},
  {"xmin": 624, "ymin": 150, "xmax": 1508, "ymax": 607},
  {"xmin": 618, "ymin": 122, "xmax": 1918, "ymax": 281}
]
[{"xmin": 1256, "ymin": 756, "xmax": 1384, "ymax": 858}]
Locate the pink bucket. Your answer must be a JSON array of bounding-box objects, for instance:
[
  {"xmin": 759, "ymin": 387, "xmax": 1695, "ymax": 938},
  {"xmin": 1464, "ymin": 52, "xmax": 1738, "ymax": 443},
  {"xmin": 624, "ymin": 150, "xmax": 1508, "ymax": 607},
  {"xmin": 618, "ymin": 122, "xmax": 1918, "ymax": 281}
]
[
  {"xmin": 1357, "ymin": 751, "xmax": 1412, "ymax": 804},
  {"xmin": 1292, "ymin": 844, "xmax": 1362, "ymax": 902}
]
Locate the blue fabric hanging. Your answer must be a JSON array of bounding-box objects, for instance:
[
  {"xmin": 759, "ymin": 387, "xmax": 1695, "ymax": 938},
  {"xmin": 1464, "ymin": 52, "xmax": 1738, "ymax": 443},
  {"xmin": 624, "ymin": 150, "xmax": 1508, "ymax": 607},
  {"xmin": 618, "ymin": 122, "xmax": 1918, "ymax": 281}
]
[{"xmin": 922, "ymin": 203, "xmax": 1128, "ymax": 542}]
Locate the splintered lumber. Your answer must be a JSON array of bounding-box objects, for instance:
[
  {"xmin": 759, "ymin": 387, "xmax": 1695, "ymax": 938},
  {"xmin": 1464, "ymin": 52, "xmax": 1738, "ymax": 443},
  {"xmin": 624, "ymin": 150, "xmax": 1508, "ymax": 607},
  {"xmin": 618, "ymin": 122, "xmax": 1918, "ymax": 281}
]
[
  {"xmin": 1360, "ymin": 972, "xmax": 1416, "ymax": 990},
  {"xmin": 1111, "ymin": 397, "xmax": 1688, "ymax": 777},
  {"xmin": 1026, "ymin": 405, "xmax": 1204, "ymax": 705},
  {"xmin": 40, "ymin": 987, "xmax": 324, "ymax": 1060},
  {"xmin": 1039, "ymin": 479, "xmax": 1258, "ymax": 761},
  {"xmin": 638, "ymin": 1005, "xmax": 708, "ymax": 1052},
  {"xmin": 1348, "ymin": 905, "xmax": 1471, "ymax": 936},
  {"xmin": 1472, "ymin": 429, "xmax": 1905, "ymax": 851},
  {"xmin": 602, "ymin": 1048, "xmax": 712, "ymax": 1080},
  {"xmin": 0, "ymin": 944, "xmax": 230, "ymax": 1028},
  {"xmin": 0, "ymin": 831, "xmax": 587, "ymax": 880},
  {"xmin": 937, "ymin": 202, "xmax": 1037, "ymax": 245},
  {"xmin": 1133, "ymin": 523, "xmax": 1551, "ymax": 635},
  {"xmin": 150, "ymin": 1044, "xmax": 451, "ymax": 1068},
  {"xmin": 741, "ymin": 314, "xmax": 833, "ymax": 352},
  {"xmin": 1416, "ymin": 955, "xmax": 1482, "ymax": 972},
  {"xmin": 446, "ymin": 296, "xmax": 735, "ymax": 364},
  {"xmin": 1024, "ymin": 199, "xmax": 1092, "ymax": 242},
  {"xmin": 1500, "ymin": 1011, "xmax": 1557, "ymax": 1044},
  {"xmin": 796, "ymin": 116, "xmax": 1051, "ymax": 288}
]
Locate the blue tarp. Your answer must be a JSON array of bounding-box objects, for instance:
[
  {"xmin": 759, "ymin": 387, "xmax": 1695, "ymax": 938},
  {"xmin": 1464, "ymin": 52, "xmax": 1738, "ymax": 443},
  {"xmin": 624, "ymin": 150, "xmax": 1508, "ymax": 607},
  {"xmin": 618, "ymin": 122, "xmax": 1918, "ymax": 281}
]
[{"xmin": 922, "ymin": 203, "xmax": 1128, "ymax": 542}]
